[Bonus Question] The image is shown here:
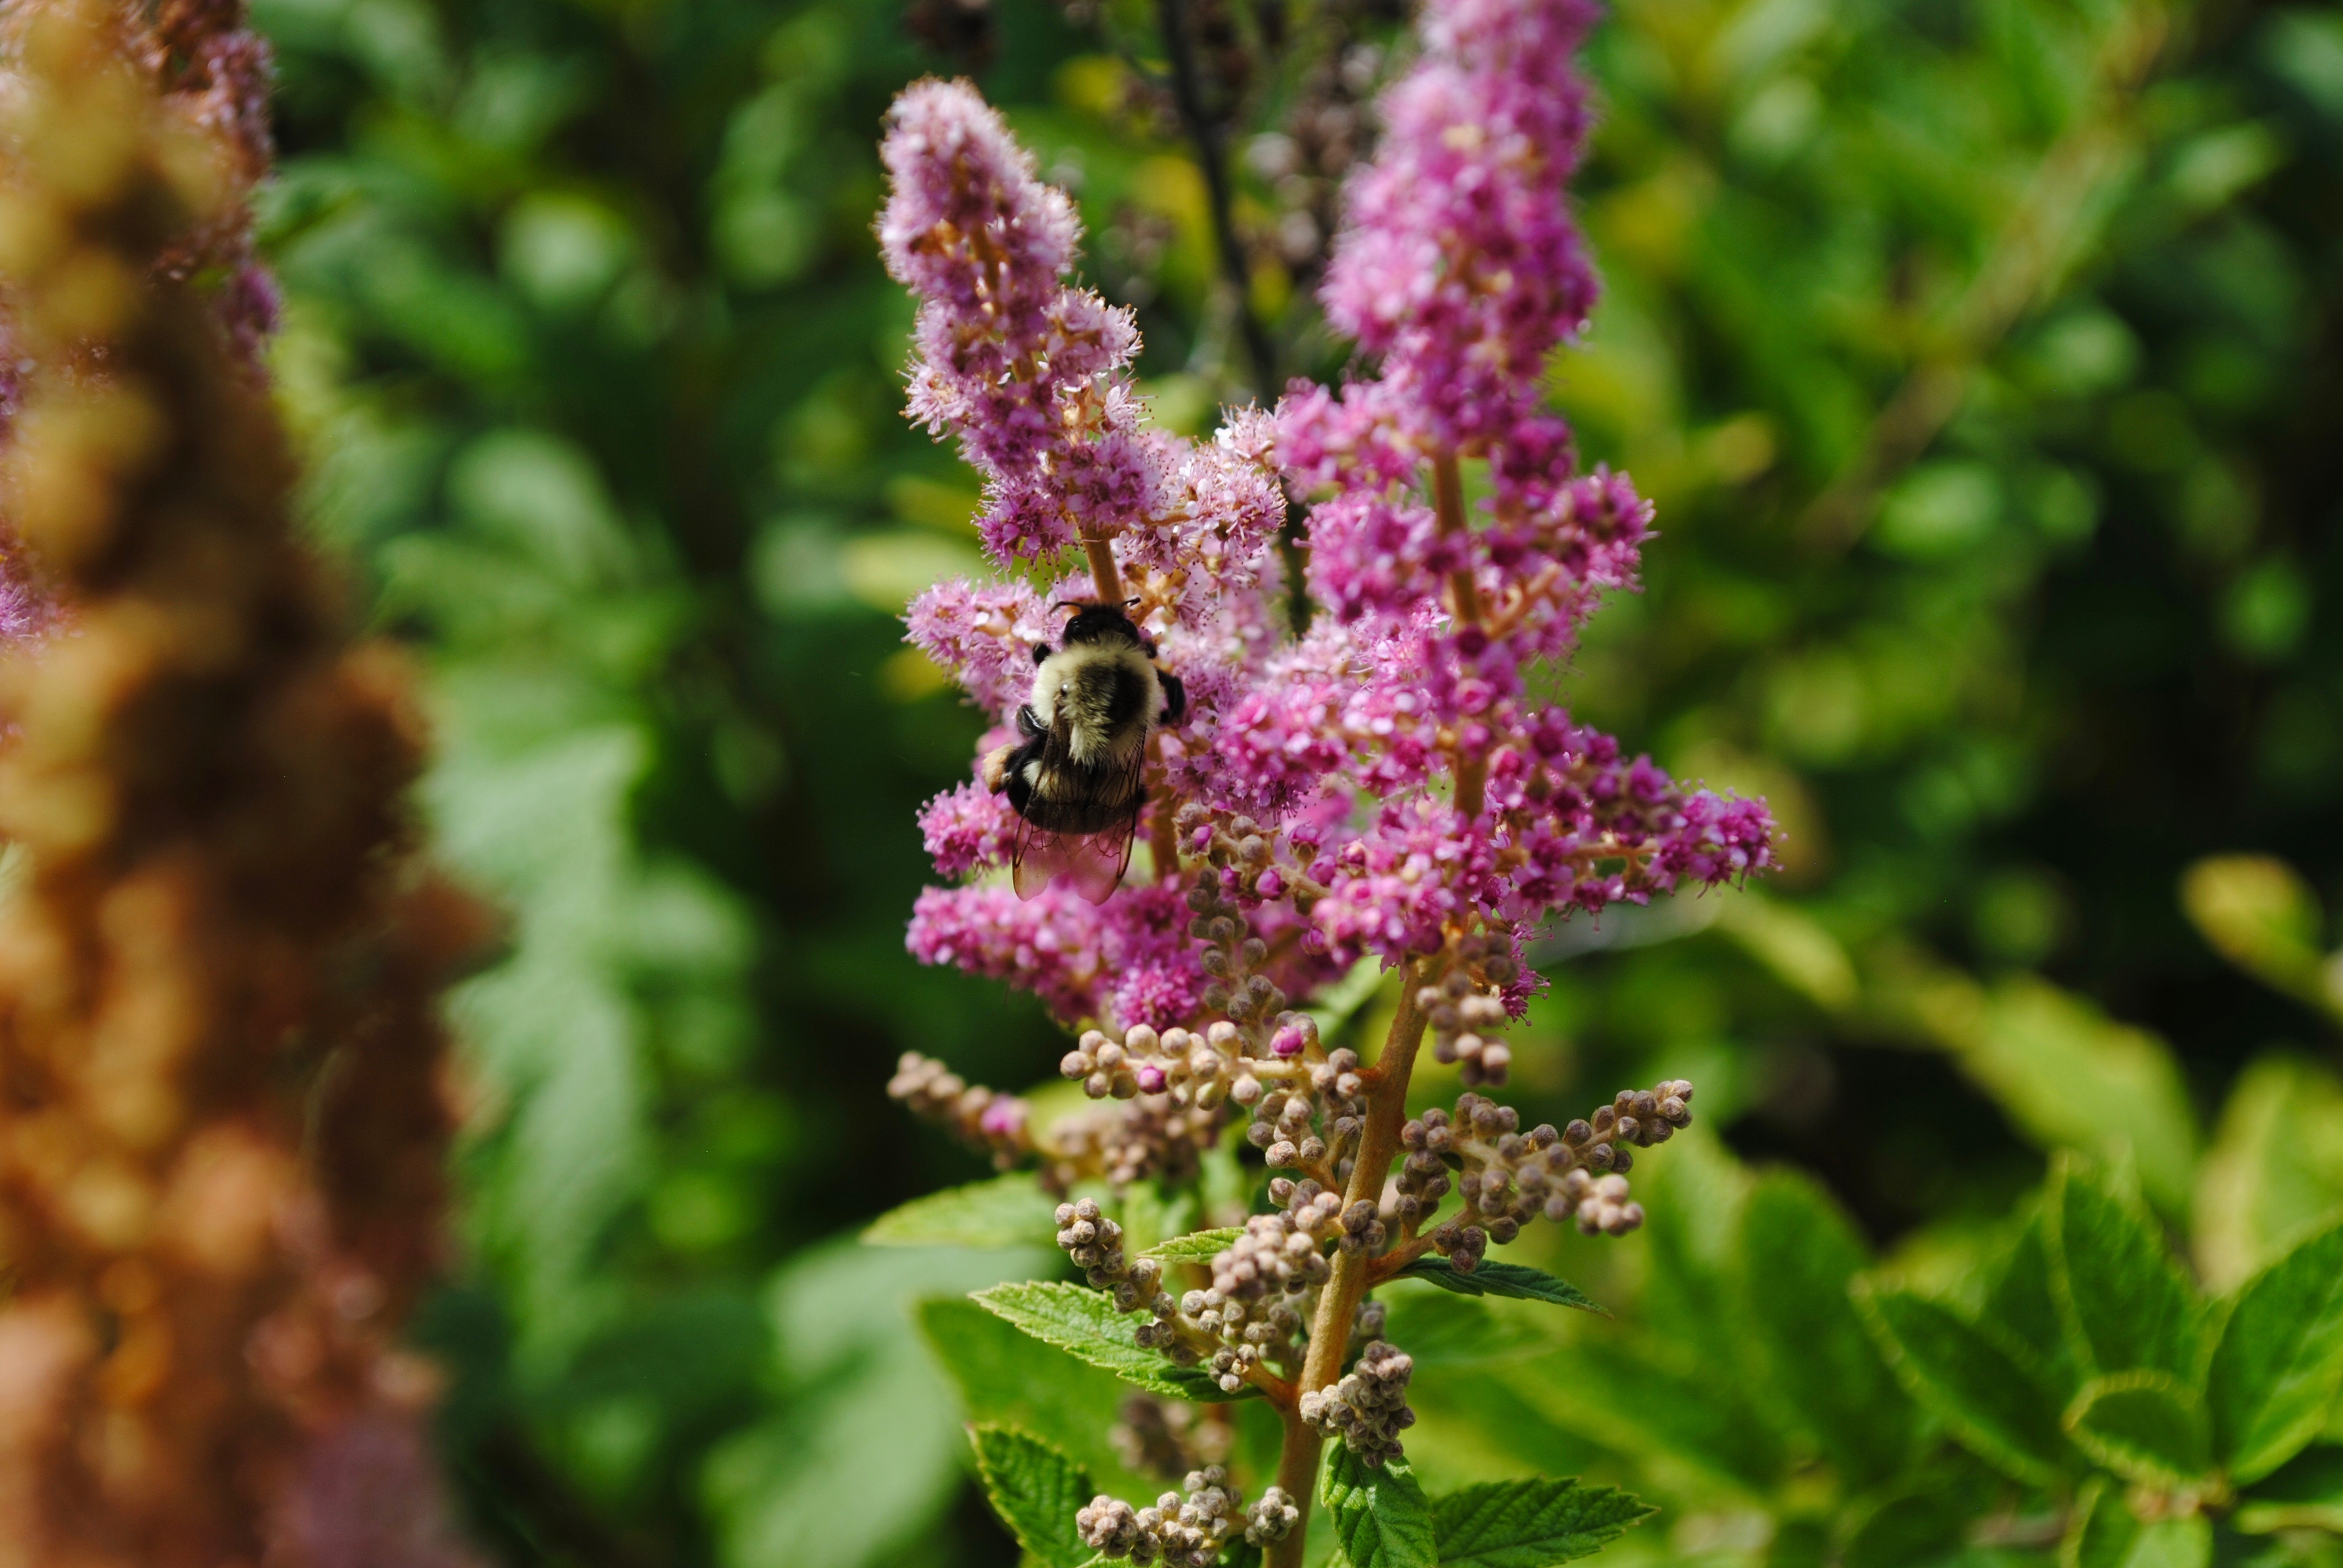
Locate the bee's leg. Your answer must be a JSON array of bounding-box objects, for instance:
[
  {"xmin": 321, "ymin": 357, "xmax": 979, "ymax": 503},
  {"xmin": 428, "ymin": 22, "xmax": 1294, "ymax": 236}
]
[
  {"xmin": 1002, "ymin": 735, "xmax": 1046, "ymax": 817},
  {"xmin": 1015, "ymin": 703, "xmax": 1045, "ymax": 739},
  {"xmin": 1158, "ymin": 671, "xmax": 1187, "ymax": 727},
  {"xmin": 1031, "ymin": 642, "xmax": 1052, "ymax": 665}
]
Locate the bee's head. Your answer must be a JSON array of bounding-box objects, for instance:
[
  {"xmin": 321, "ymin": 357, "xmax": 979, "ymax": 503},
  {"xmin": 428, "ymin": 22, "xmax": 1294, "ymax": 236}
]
[{"xmin": 1057, "ymin": 598, "xmax": 1144, "ymax": 648}]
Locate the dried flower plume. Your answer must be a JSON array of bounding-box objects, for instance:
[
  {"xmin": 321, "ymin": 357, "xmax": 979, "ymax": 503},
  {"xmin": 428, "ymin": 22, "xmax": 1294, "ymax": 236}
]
[{"xmin": 0, "ymin": 5, "xmax": 480, "ymax": 1562}]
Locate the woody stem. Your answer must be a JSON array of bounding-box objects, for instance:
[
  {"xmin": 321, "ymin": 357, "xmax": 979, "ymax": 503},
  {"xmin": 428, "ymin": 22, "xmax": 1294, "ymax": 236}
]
[{"xmin": 1265, "ymin": 967, "xmax": 1432, "ymax": 1568}]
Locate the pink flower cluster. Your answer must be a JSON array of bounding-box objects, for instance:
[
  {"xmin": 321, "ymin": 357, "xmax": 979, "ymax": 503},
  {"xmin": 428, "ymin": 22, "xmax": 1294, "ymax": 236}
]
[{"xmin": 888, "ymin": 0, "xmax": 1774, "ymax": 1051}]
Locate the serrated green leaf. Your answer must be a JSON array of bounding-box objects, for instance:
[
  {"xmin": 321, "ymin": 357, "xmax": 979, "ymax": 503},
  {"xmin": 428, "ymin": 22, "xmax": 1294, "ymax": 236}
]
[
  {"xmin": 1429, "ymin": 1477, "xmax": 1651, "ymax": 1567},
  {"xmin": 1379, "ymin": 1288, "xmax": 1552, "ymax": 1368},
  {"xmin": 918, "ymin": 1298, "xmax": 1152, "ymax": 1495},
  {"xmin": 969, "ymin": 1281, "xmax": 1259, "ymax": 1402},
  {"xmin": 1840, "ymin": 1460, "xmax": 1998, "ymax": 1568},
  {"xmin": 1855, "ymin": 1284, "xmax": 2071, "ymax": 1485},
  {"xmin": 1983, "ymin": 1203, "xmax": 2086, "ymax": 1405},
  {"xmin": 2065, "ymin": 1371, "xmax": 2211, "ymax": 1485},
  {"xmin": 1738, "ymin": 1170, "xmax": 1913, "ymax": 1483},
  {"xmin": 2063, "ymin": 1475, "xmax": 2138, "ymax": 1568},
  {"xmin": 2128, "ymin": 1518, "xmax": 2210, "ymax": 1568},
  {"xmin": 2207, "ymin": 1215, "xmax": 2343, "ymax": 1481},
  {"xmin": 1140, "ymin": 1227, "xmax": 1244, "ymax": 1263},
  {"xmin": 865, "ymin": 1174, "xmax": 1060, "ymax": 1249},
  {"xmin": 2233, "ymin": 1445, "xmax": 2343, "ymax": 1534},
  {"xmin": 1633, "ymin": 1126, "xmax": 1751, "ymax": 1367},
  {"xmin": 1320, "ymin": 1445, "xmax": 1437, "ymax": 1568},
  {"xmin": 2046, "ymin": 1161, "xmax": 2202, "ymax": 1380},
  {"xmin": 2061, "ymin": 1475, "xmax": 2210, "ymax": 1568},
  {"xmin": 1513, "ymin": 1336, "xmax": 1785, "ymax": 1492},
  {"xmin": 1394, "ymin": 1258, "xmax": 1601, "ymax": 1312},
  {"xmin": 970, "ymin": 1426, "xmax": 1094, "ymax": 1568}
]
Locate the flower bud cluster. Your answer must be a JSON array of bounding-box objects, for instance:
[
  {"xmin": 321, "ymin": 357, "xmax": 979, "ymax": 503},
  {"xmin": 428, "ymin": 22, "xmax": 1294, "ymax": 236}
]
[
  {"xmin": 1044, "ymin": 1093, "xmax": 1225, "ymax": 1191},
  {"xmin": 1175, "ymin": 802, "xmax": 1324, "ymax": 913},
  {"xmin": 1247, "ymin": 1486, "xmax": 1302, "ymax": 1545},
  {"xmin": 1421, "ymin": 976, "xmax": 1516, "ymax": 1088},
  {"xmin": 1064, "ymin": 1023, "xmax": 1257, "ymax": 1109},
  {"xmin": 1186, "ymin": 872, "xmax": 1293, "ymax": 1034},
  {"xmin": 1055, "ymin": 1199, "xmax": 1171, "ymax": 1312},
  {"xmin": 1267, "ymin": 1175, "xmax": 1387, "ymax": 1255},
  {"xmin": 1245, "ymin": 1042, "xmax": 1368, "ymax": 1186},
  {"xmin": 1402, "ymin": 1079, "xmax": 1693, "ymax": 1261},
  {"xmin": 1077, "ymin": 1467, "xmax": 1246, "ymax": 1566},
  {"xmin": 886, "ymin": 1051, "xmax": 1032, "ymax": 1168},
  {"xmin": 1297, "ymin": 1338, "xmax": 1416, "ymax": 1468},
  {"xmin": 1175, "ymin": 1206, "xmax": 1334, "ymax": 1391}
]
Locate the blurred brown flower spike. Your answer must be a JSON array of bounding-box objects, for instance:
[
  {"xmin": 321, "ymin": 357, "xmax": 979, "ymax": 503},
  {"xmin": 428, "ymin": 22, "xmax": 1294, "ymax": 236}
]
[{"xmin": 0, "ymin": 3, "xmax": 488, "ymax": 1562}]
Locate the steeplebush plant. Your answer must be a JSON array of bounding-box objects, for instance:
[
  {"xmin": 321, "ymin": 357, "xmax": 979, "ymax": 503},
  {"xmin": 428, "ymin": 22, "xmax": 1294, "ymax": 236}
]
[{"xmin": 871, "ymin": 0, "xmax": 1778, "ymax": 1561}]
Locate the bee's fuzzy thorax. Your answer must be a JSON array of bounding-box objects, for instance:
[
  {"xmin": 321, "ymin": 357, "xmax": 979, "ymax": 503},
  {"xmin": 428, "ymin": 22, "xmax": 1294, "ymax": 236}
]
[{"xmin": 1032, "ymin": 641, "xmax": 1160, "ymax": 767}]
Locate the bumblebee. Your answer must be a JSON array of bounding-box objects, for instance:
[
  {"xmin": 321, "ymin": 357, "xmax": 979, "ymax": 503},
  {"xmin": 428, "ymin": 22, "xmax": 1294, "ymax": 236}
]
[{"xmin": 982, "ymin": 599, "xmax": 1186, "ymax": 903}]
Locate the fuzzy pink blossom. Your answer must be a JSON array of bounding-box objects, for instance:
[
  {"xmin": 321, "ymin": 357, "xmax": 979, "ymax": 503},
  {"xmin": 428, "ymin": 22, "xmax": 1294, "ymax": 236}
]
[
  {"xmin": 1319, "ymin": 0, "xmax": 1601, "ymax": 451},
  {"xmin": 887, "ymin": 0, "xmax": 1772, "ymax": 1146},
  {"xmin": 880, "ymin": 80, "xmax": 1166, "ymax": 566}
]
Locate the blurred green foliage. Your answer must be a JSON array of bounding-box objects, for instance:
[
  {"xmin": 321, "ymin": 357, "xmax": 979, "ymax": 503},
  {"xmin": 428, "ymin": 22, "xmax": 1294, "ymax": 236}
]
[{"xmin": 252, "ymin": 0, "xmax": 2342, "ymax": 1561}]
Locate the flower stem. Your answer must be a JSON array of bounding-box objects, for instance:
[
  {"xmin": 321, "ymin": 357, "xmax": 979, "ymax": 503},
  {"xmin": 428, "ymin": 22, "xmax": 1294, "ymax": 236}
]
[
  {"xmin": 1265, "ymin": 966, "xmax": 1432, "ymax": 1568},
  {"xmin": 1266, "ymin": 1403, "xmax": 1323, "ymax": 1568},
  {"xmin": 1084, "ymin": 532, "xmax": 1125, "ymax": 603},
  {"xmin": 1432, "ymin": 452, "xmax": 1480, "ymax": 624},
  {"xmin": 1432, "ymin": 452, "xmax": 1487, "ymax": 819}
]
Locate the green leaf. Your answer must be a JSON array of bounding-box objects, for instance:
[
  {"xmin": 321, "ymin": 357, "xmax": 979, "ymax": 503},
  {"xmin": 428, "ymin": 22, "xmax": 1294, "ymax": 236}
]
[
  {"xmin": 1855, "ymin": 1284, "xmax": 2071, "ymax": 1484},
  {"xmin": 1513, "ymin": 1336, "xmax": 1785, "ymax": 1492},
  {"xmin": 2206, "ymin": 1214, "xmax": 2343, "ymax": 1481},
  {"xmin": 2064, "ymin": 1371, "xmax": 2211, "ymax": 1485},
  {"xmin": 918, "ymin": 1297, "xmax": 1153, "ymax": 1495},
  {"xmin": 1380, "ymin": 1289, "xmax": 1552, "ymax": 1368},
  {"xmin": 865, "ymin": 1174, "xmax": 1060, "ymax": 1249},
  {"xmin": 2192, "ymin": 1055, "xmax": 2343, "ymax": 1291},
  {"xmin": 1140, "ymin": 1227, "xmax": 1244, "ymax": 1263},
  {"xmin": 969, "ymin": 1281, "xmax": 1259, "ymax": 1402},
  {"xmin": 2180, "ymin": 856, "xmax": 2330, "ymax": 1010},
  {"xmin": 1982, "ymin": 1203, "xmax": 2086, "ymax": 1404},
  {"xmin": 2046, "ymin": 1160, "xmax": 2202, "ymax": 1380},
  {"xmin": 705, "ymin": 1241, "xmax": 1050, "ymax": 1568},
  {"xmin": 1430, "ymin": 1477, "xmax": 1651, "ymax": 1567},
  {"xmin": 968, "ymin": 1426, "xmax": 1094, "ymax": 1568},
  {"xmin": 1840, "ymin": 1460, "xmax": 1998, "ymax": 1568},
  {"xmin": 2233, "ymin": 1445, "xmax": 2343, "ymax": 1534},
  {"xmin": 1938, "ymin": 978, "xmax": 2201, "ymax": 1217},
  {"xmin": 2126, "ymin": 1518, "xmax": 2210, "ymax": 1568},
  {"xmin": 1738, "ymin": 1169, "xmax": 1913, "ymax": 1483},
  {"xmin": 1320, "ymin": 1445, "xmax": 1437, "ymax": 1568},
  {"xmin": 2063, "ymin": 1475, "xmax": 2138, "ymax": 1568},
  {"xmin": 1631, "ymin": 1127, "xmax": 1749, "ymax": 1367},
  {"xmin": 2061, "ymin": 1477, "xmax": 2212, "ymax": 1568},
  {"xmin": 1394, "ymin": 1258, "xmax": 1601, "ymax": 1312}
]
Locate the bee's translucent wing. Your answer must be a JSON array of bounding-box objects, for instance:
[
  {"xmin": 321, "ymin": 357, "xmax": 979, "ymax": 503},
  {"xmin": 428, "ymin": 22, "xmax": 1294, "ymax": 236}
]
[
  {"xmin": 1010, "ymin": 814, "xmax": 1070, "ymax": 901},
  {"xmin": 1010, "ymin": 820, "xmax": 1134, "ymax": 905},
  {"xmin": 1060, "ymin": 817, "xmax": 1136, "ymax": 906}
]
